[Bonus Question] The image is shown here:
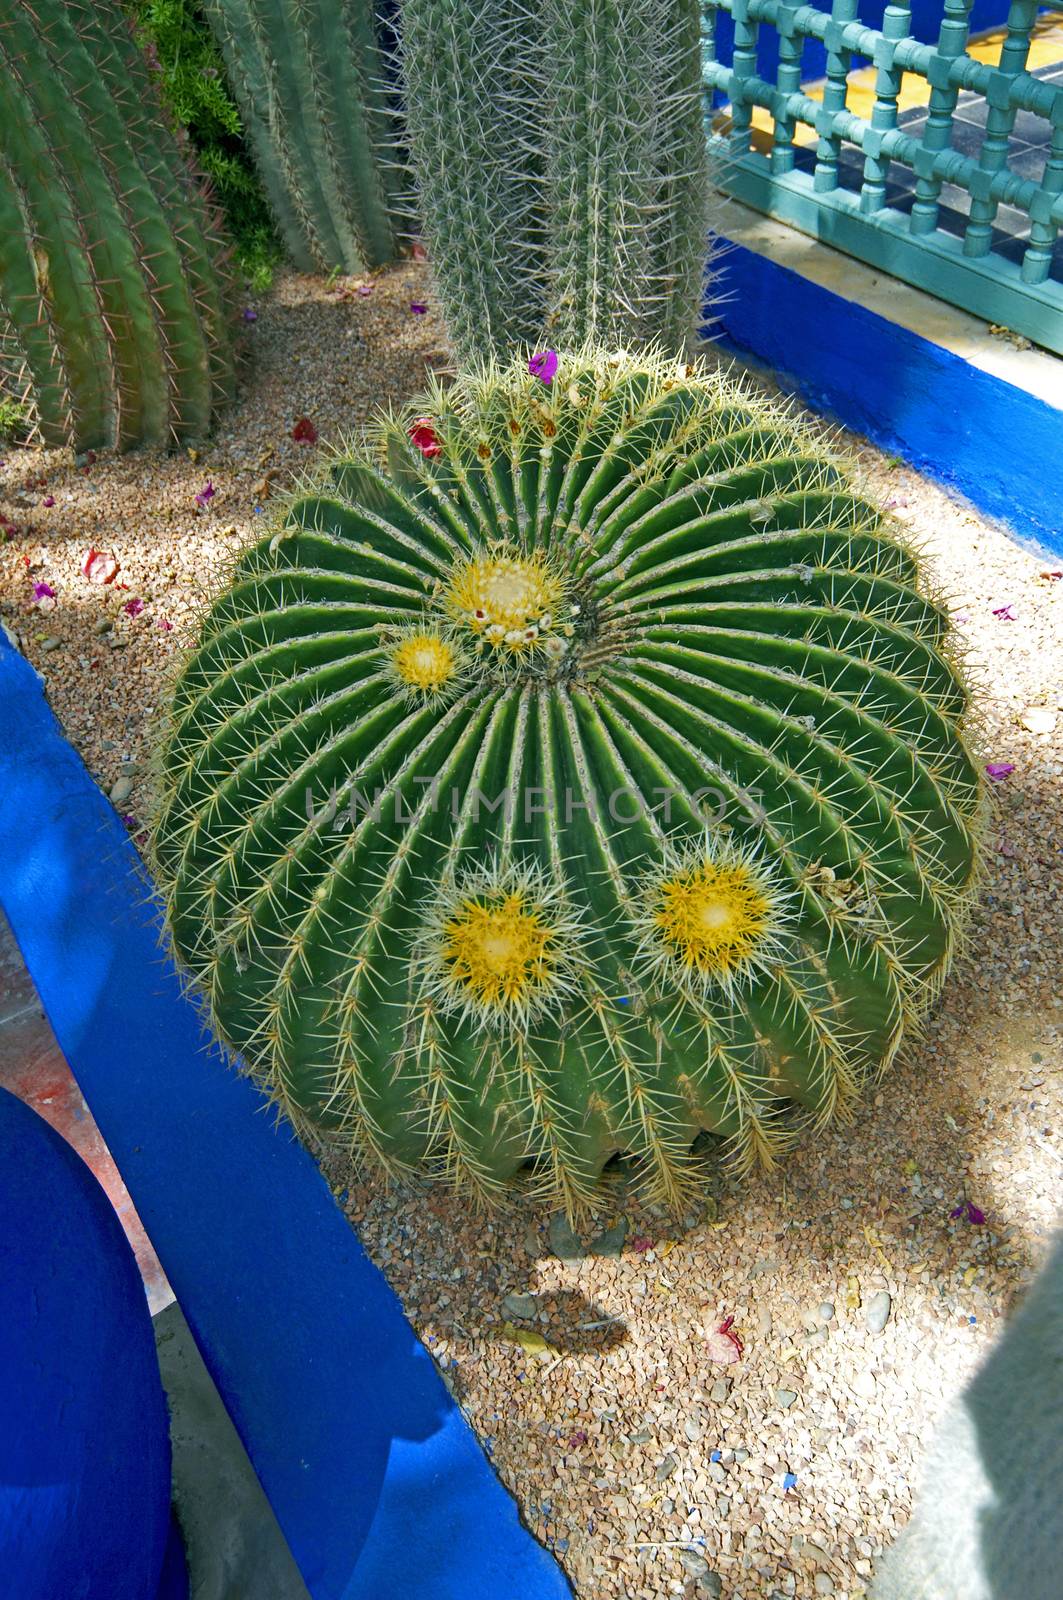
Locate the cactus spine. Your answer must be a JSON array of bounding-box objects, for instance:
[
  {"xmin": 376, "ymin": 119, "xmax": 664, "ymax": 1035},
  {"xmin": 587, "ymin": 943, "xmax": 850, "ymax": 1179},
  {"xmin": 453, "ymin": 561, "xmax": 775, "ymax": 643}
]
[
  {"xmin": 0, "ymin": 0, "xmax": 237, "ymax": 451},
  {"xmin": 397, "ymin": 0, "xmax": 708, "ymax": 364},
  {"xmin": 201, "ymin": 0, "xmax": 406, "ymax": 275},
  {"xmin": 153, "ymin": 349, "xmax": 985, "ymax": 1214}
]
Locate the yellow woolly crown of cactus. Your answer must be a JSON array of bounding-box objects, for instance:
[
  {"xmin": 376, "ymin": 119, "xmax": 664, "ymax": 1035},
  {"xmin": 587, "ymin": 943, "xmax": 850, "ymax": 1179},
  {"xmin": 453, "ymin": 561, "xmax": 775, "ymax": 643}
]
[{"xmin": 153, "ymin": 348, "xmax": 985, "ymax": 1214}]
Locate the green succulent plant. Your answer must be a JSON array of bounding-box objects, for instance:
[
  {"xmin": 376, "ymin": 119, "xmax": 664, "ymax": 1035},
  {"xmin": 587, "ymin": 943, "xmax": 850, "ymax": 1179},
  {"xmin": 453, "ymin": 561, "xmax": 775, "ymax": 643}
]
[
  {"xmin": 398, "ymin": 0, "xmax": 708, "ymax": 364},
  {"xmin": 153, "ymin": 348, "xmax": 985, "ymax": 1213},
  {"xmin": 0, "ymin": 0, "xmax": 237, "ymax": 452}
]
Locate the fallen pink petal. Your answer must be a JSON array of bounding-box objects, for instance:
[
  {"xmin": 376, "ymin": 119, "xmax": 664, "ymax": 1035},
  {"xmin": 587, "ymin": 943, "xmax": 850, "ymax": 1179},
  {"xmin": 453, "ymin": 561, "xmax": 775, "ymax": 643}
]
[
  {"xmin": 409, "ymin": 418, "xmax": 442, "ymax": 459},
  {"xmin": 630, "ymin": 1235, "xmax": 653, "ymax": 1254},
  {"xmin": 157, "ymin": 617, "xmax": 174, "ymax": 631},
  {"xmin": 292, "ymin": 416, "xmax": 318, "ymax": 444},
  {"xmin": 42, "ymin": 495, "xmax": 55, "ymax": 507},
  {"xmin": 81, "ymin": 548, "xmax": 119, "ymax": 585},
  {"xmin": 357, "ymin": 283, "xmax": 374, "ymax": 296},
  {"xmin": 194, "ymin": 480, "xmax": 216, "ymax": 509},
  {"xmin": 992, "ymin": 603, "xmax": 1017, "ymax": 620},
  {"xmin": 529, "ymin": 349, "xmax": 559, "ymax": 385},
  {"xmin": 706, "ymin": 1314, "xmax": 744, "ymax": 1364},
  {"xmin": 985, "ymin": 762, "xmax": 1015, "ymax": 782},
  {"xmin": 123, "ymin": 597, "xmax": 145, "ymax": 618}
]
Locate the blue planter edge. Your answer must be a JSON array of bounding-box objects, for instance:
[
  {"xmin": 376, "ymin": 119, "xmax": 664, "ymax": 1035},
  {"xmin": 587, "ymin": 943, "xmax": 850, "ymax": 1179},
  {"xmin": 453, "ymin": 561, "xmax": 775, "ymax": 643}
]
[
  {"xmin": 708, "ymin": 239, "xmax": 1063, "ymax": 561},
  {"xmin": 0, "ymin": 628, "xmax": 571, "ymax": 1600}
]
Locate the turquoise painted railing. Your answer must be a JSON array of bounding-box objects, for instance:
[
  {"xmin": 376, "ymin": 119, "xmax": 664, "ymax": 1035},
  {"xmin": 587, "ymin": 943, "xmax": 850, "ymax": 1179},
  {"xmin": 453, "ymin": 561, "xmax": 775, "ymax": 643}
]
[{"xmin": 702, "ymin": 0, "xmax": 1063, "ymax": 353}]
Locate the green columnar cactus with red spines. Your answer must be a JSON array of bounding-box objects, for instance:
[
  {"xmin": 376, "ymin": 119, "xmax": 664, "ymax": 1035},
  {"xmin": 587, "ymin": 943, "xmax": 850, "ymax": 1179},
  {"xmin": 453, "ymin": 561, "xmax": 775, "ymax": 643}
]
[{"xmin": 153, "ymin": 348, "xmax": 985, "ymax": 1214}]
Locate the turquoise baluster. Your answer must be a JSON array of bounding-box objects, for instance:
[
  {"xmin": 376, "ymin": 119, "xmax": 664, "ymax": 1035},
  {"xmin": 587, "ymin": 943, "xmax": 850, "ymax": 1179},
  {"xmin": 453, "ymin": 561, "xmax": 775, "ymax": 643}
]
[
  {"xmin": 963, "ymin": 0, "xmax": 1037, "ymax": 258},
  {"xmin": 813, "ymin": 0, "xmax": 859, "ymax": 194},
  {"xmin": 910, "ymin": 0, "xmax": 974, "ymax": 235},
  {"xmin": 860, "ymin": 2, "xmax": 912, "ymax": 213}
]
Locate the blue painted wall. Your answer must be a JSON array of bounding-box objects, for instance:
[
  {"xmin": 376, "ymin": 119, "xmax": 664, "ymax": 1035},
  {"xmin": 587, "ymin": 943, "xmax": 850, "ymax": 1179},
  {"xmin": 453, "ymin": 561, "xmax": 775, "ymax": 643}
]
[
  {"xmin": 709, "ymin": 239, "xmax": 1063, "ymax": 557},
  {"xmin": 0, "ymin": 1088, "xmax": 173, "ymax": 1600}
]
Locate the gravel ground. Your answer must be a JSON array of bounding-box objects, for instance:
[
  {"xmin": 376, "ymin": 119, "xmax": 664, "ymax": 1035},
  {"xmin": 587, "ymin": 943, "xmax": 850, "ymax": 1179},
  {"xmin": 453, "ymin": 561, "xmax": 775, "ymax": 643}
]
[{"xmin": 3, "ymin": 265, "xmax": 1061, "ymax": 1600}]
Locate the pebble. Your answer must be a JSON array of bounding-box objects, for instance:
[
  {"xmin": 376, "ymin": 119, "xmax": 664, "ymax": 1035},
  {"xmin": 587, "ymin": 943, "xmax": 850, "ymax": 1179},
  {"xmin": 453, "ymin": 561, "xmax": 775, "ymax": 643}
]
[
  {"xmin": 547, "ymin": 1212, "xmax": 583, "ymax": 1260},
  {"xmin": 818, "ymin": 1302, "xmax": 835, "ymax": 1322},
  {"xmin": 814, "ymin": 1576, "xmax": 835, "ymax": 1596},
  {"xmin": 776, "ymin": 1389, "xmax": 798, "ymax": 1410},
  {"xmin": 39, "ymin": 636, "xmax": 61, "ymax": 652},
  {"xmin": 655, "ymin": 1453, "xmax": 678, "ymax": 1482},
  {"xmin": 109, "ymin": 776, "xmax": 134, "ymax": 804},
  {"xmin": 501, "ymin": 1292, "xmax": 538, "ymax": 1320},
  {"xmin": 866, "ymin": 1290, "xmax": 893, "ymax": 1334},
  {"xmin": 710, "ymin": 1377, "xmax": 732, "ymax": 1403},
  {"xmin": 680, "ymin": 1550, "xmax": 710, "ymax": 1579},
  {"xmin": 588, "ymin": 1219, "xmax": 627, "ymax": 1257},
  {"xmin": 696, "ymin": 1573, "xmax": 723, "ymax": 1598}
]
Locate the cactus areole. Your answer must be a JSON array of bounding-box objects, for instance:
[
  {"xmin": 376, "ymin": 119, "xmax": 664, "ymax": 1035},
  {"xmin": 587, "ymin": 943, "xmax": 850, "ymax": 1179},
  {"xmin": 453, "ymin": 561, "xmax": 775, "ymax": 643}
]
[{"xmin": 154, "ymin": 350, "xmax": 984, "ymax": 1212}]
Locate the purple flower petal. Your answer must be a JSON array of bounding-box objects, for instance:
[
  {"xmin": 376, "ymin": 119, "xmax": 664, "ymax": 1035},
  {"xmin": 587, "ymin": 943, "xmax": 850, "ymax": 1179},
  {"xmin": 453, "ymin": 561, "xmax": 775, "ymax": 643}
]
[
  {"xmin": 409, "ymin": 302, "xmax": 428, "ymax": 315},
  {"xmin": 992, "ymin": 604, "xmax": 1017, "ymax": 621},
  {"xmin": 123, "ymin": 597, "xmax": 145, "ymax": 618},
  {"xmin": 242, "ymin": 307, "xmax": 258, "ymax": 322},
  {"xmin": 528, "ymin": 349, "xmax": 559, "ymax": 385},
  {"xmin": 194, "ymin": 480, "xmax": 215, "ymax": 509},
  {"xmin": 985, "ymin": 762, "xmax": 1015, "ymax": 782},
  {"xmin": 42, "ymin": 495, "xmax": 55, "ymax": 507},
  {"xmin": 32, "ymin": 581, "xmax": 56, "ymax": 601},
  {"xmin": 965, "ymin": 1202, "xmax": 986, "ymax": 1225},
  {"xmin": 357, "ymin": 283, "xmax": 373, "ymax": 296}
]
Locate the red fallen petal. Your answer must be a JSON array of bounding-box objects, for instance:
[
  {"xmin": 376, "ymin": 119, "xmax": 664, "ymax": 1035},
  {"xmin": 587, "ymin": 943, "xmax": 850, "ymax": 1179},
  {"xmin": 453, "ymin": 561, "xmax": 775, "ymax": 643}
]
[
  {"xmin": 292, "ymin": 416, "xmax": 318, "ymax": 444},
  {"xmin": 630, "ymin": 1235, "xmax": 653, "ymax": 1253},
  {"xmin": 81, "ymin": 548, "xmax": 119, "ymax": 585},
  {"xmin": 123, "ymin": 597, "xmax": 145, "ymax": 618},
  {"xmin": 706, "ymin": 1329, "xmax": 742, "ymax": 1364},
  {"xmin": 409, "ymin": 418, "xmax": 442, "ymax": 459}
]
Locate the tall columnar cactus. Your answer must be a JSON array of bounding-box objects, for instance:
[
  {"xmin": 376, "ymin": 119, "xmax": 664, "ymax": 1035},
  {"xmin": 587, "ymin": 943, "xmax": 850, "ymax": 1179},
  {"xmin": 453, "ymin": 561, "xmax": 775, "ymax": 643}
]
[
  {"xmin": 153, "ymin": 349, "xmax": 985, "ymax": 1213},
  {"xmin": 201, "ymin": 0, "xmax": 406, "ymax": 275},
  {"xmin": 398, "ymin": 0, "xmax": 708, "ymax": 365},
  {"xmin": 0, "ymin": 0, "xmax": 237, "ymax": 452}
]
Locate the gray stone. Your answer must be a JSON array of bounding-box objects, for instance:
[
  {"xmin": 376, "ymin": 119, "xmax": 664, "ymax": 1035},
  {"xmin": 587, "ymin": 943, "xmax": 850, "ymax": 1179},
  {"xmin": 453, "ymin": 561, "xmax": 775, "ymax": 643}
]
[
  {"xmin": 109, "ymin": 776, "xmax": 134, "ymax": 804},
  {"xmin": 710, "ymin": 1376, "xmax": 732, "ymax": 1403},
  {"xmin": 814, "ymin": 1575, "xmax": 835, "ymax": 1596},
  {"xmin": 548, "ymin": 1212, "xmax": 584, "ymax": 1260},
  {"xmin": 866, "ymin": 1289, "xmax": 893, "ymax": 1334},
  {"xmin": 750, "ymin": 1256, "xmax": 779, "ymax": 1278},
  {"xmin": 804, "ymin": 1326, "xmax": 828, "ymax": 1349},
  {"xmin": 680, "ymin": 1550, "xmax": 709, "ymax": 1579},
  {"xmin": 655, "ymin": 1453, "xmax": 678, "ymax": 1482},
  {"xmin": 94, "ymin": 618, "xmax": 112, "ymax": 635},
  {"xmin": 39, "ymin": 636, "xmax": 62, "ymax": 652},
  {"xmin": 818, "ymin": 1302, "xmax": 835, "ymax": 1322},
  {"xmin": 627, "ymin": 1427, "xmax": 653, "ymax": 1445},
  {"xmin": 588, "ymin": 1219, "xmax": 627, "ymax": 1257},
  {"xmin": 684, "ymin": 1417, "xmax": 702, "ymax": 1442},
  {"xmin": 501, "ymin": 1292, "xmax": 538, "ymax": 1320},
  {"xmin": 696, "ymin": 1573, "xmax": 723, "ymax": 1598},
  {"xmin": 776, "ymin": 1388, "xmax": 798, "ymax": 1410},
  {"xmin": 734, "ymin": 1447, "xmax": 749, "ymax": 1463}
]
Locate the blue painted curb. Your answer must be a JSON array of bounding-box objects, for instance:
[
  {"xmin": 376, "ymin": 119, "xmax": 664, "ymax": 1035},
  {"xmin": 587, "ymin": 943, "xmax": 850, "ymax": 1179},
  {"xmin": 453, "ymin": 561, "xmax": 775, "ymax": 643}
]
[
  {"xmin": 0, "ymin": 630, "xmax": 571, "ymax": 1600},
  {"xmin": 710, "ymin": 240, "xmax": 1063, "ymax": 559}
]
